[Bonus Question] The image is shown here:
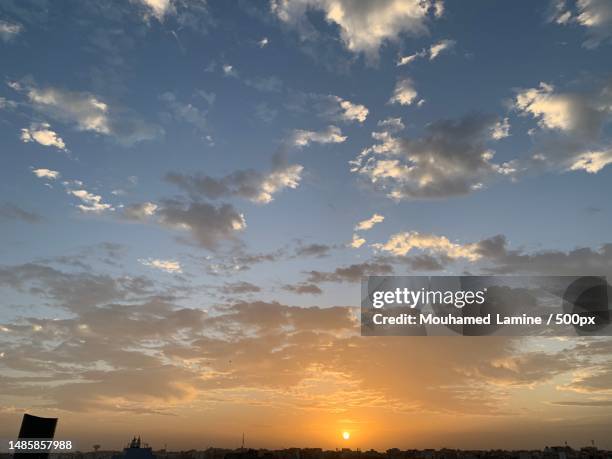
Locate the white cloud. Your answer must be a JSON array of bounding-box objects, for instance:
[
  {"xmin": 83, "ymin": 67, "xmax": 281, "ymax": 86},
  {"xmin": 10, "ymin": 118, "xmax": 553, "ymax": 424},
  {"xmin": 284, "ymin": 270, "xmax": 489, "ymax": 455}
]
[
  {"xmin": 377, "ymin": 117, "xmax": 405, "ymax": 132},
  {"xmin": 70, "ymin": 189, "xmax": 114, "ymax": 214},
  {"xmin": 351, "ymin": 114, "xmax": 516, "ymax": 199},
  {"xmin": 389, "ymin": 78, "xmax": 418, "ymax": 106},
  {"xmin": 10, "ymin": 81, "xmax": 161, "ymax": 146},
  {"xmin": 350, "ymin": 234, "xmax": 366, "ymax": 248},
  {"xmin": 32, "ymin": 168, "xmax": 60, "ymax": 180},
  {"xmin": 292, "ymin": 125, "xmax": 347, "ymax": 147},
  {"xmin": 568, "ymin": 149, "xmax": 612, "ymax": 173},
  {"xmin": 123, "ymin": 202, "xmax": 158, "ymax": 221},
  {"xmin": 428, "ymin": 39, "xmax": 455, "ymax": 60},
  {"xmin": 355, "ymin": 213, "xmax": 385, "ymax": 231},
  {"xmin": 253, "ymin": 164, "xmax": 304, "ymax": 204},
  {"xmin": 491, "ymin": 117, "xmax": 511, "ymax": 140},
  {"xmin": 373, "ymin": 231, "xmax": 482, "ymax": 261},
  {"xmin": 333, "ymin": 96, "xmax": 369, "ymax": 123},
  {"xmin": 258, "ymin": 37, "xmax": 269, "ymax": 47},
  {"xmin": 132, "ymin": 0, "xmax": 175, "ymax": 21},
  {"xmin": 0, "ymin": 20, "xmax": 22, "ymax": 42},
  {"xmin": 550, "ymin": 0, "xmax": 612, "ymax": 48},
  {"xmin": 222, "ymin": 64, "xmax": 238, "ymax": 77},
  {"xmin": 271, "ymin": 0, "xmax": 440, "ymax": 58},
  {"xmin": 0, "ymin": 97, "xmax": 17, "ymax": 110},
  {"xmin": 139, "ymin": 258, "xmax": 182, "ymax": 273},
  {"xmin": 396, "ymin": 51, "xmax": 425, "ymax": 66},
  {"xmin": 20, "ymin": 123, "xmax": 67, "ymax": 151}
]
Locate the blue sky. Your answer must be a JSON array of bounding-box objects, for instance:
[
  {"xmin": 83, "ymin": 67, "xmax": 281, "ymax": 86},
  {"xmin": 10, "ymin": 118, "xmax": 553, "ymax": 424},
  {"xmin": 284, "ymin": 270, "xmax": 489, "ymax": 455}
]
[{"xmin": 2, "ymin": 0, "xmax": 612, "ymax": 450}]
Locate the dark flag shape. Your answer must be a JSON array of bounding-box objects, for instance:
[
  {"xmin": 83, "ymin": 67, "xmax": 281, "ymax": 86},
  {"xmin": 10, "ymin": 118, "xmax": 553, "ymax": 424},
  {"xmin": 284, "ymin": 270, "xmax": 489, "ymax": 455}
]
[{"xmin": 15, "ymin": 414, "xmax": 58, "ymax": 459}]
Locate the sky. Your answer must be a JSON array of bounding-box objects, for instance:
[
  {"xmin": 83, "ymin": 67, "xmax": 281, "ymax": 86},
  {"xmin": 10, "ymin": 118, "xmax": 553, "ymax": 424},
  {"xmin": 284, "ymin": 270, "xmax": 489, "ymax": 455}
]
[{"xmin": 1, "ymin": 0, "xmax": 612, "ymax": 452}]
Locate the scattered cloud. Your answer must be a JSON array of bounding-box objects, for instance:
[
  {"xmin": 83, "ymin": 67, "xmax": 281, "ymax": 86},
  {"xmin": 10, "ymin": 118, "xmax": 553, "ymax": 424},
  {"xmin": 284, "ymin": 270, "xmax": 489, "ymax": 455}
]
[
  {"xmin": 292, "ymin": 125, "xmax": 346, "ymax": 147},
  {"xmin": 515, "ymin": 79, "xmax": 612, "ymax": 173},
  {"xmin": 32, "ymin": 168, "xmax": 60, "ymax": 180},
  {"xmin": 0, "ymin": 203, "xmax": 43, "ymax": 224},
  {"xmin": 271, "ymin": 0, "xmax": 441, "ymax": 59},
  {"xmin": 355, "ymin": 213, "xmax": 385, "ymax": 231},
  {"xmin": 10, "ymin": 81, "xmax": 162, "ymax": 146},
  {"xmin": 350, "ymin": 234, "xmax": 366, "ymax": 248},
  {"xmin": 20, "ymin": 123, "xmax": 67, "ymax": 151},
  {"xmin": 377, "ymin": 117, "xmax": 405, "ymax": 132},
  {"xmin": 69, "ymin": 189, "xmax": 114, "ymax": 214},
  {"xmin": 350, "ymin": 114, "xmax": 516, "ymax": 200},
  {"xmin": 122, "ymin": 202, "xmax": 158, "ymax": 221},
  {"xmin": 166, "ymin": 157, "xmax": 303, "ymax": 205},
  {"xmin": 550, "ymin": 0, "xmax": 612, "ymax": 48},
  {"xmin": 428, "ymin": 38, "xmax": 456, "ymax": 60},
  {"xmin": 306, "ymin": 261, "xmax": 393, "ymax": 283},
  {"xmin": 282, "ymin": 282, "xmax": 323, "ymax": 295},
  {"xmin": 0, "ymin": 20, "xmax": 22, "ymax": 42},
  {"xmin": 258, "ymin": 37, "xmax": 269, "ymax": 47},
  {"xmin": 157, "ymin": 199, "xmax": 246, "ymax": 249},
  {"xmin": 373, "ymin": 231, "xmax": 482, "ymax": 261},
  {"xmin": 389, "ymin": 78, "xmax": 418, "ymax": 105},
  {"xmin": 220, "ymin": 281, "xmax": 261, "ymax": 294},
  {"xmin": 139, "ymin": 258, "xmax": 182, "ymax": 273}
]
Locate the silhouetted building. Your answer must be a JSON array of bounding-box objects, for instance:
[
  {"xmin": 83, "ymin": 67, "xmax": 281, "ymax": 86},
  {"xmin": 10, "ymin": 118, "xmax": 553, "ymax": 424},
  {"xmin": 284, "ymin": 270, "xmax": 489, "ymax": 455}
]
[{"xmin": 112, "ymin": 437, "xmax": 156, "ymax": 459}]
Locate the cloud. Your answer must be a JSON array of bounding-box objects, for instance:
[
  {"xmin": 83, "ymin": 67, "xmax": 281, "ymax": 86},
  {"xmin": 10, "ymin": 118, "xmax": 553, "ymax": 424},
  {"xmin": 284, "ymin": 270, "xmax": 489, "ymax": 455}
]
[
  {"xmin": 332, "ymin": 96, "xmax": 369, "ymax": 123},
  {"xmin": 282, "ymin": 283, "xmax": 323, "ymax": 295},
  {"xmin": 397, "ymin": 51, "xmax": 426, "ymax": 66},
  {"xmin": 258, "ymin": 37, "xmax": 269, "ymax": 47},
  {"xmin": 139, "ymin": 258, "xmax": 182, "ymax": 273},
  {"xmin": 157, "ymin": 199, "xmax": 246, "ymax": 249},
  {"xmin": 271, "ymin": 0, "xmax": 440, "ymax": 59},
  {"xmin": 355, "ymin": 213, "xmax": 385, "ymax": 231},
  {"xmin": 69, "ymin": 189, "xmax": 114, "ymax": 213},
  {"xmin": 396, "ymin": 38, "xmax": 455, "ymax": 65},
  {"xmin": 428, "ymin": 38, "xmax": 455, "ymax": 60},
  {"xmin": 550, "ymin": 0, "xmax": 612, "ymax": 48},
  {"xmin": 0, "ymin": 20, "xmax": 22, "ymax": 42},
  {"xmin": 306, "ymin": 261, "xmax": 393, "ymax": 283},
  {"xmin": 0, "ymin": 203, "xmax": 43, "ymax": 224},
  {"xmin": 294, "ymin": 243, "xmax": 331, "ymax": 258},
  {"xmin": 10, "ymin": 81, "xmax": 162, "ymax": 146},
  {"xmin": 350, "ymin": 114, "xmax": 516, "ymax": 199},
  {"xmin": 515, "ymin": 79, "xmax": 612, "ymax": 173},
  {"xmin": 373, "ymin": 231, "xmax": 482, "ymax": 261},
  {"xmin": 220, "ymin": 281, "xmax": 261, "ymax": 295},
  {"xmin": 20, "ymin": 123, "xmax": 67, "ymax": 151},
  {"xmin": 132, "ymin": 0, "xmax": 175, "ymax": 21},
  {"xmin": 32, "ymin": 168, "xmax": 60, "ymax": 180},
  {"xmin": 292, "ymin": 125, "xmax": 347, "ymax": 147},
  {"xmin": 160, "ymin": 92, "xmax": 208, "ymax": 134},
  {"xmin": 389, "ymin": 78, "xmax": 418, "ymax": 105},
  {"xmin": 377, "ymin": 117, "xmax": 405, "ymax": 132},
  {"xmin": 122, "ymin": 202, "xmax": 158, "ymax": 221},
  {"xmin": 568, "ymin": 148, "xmax": 612, "ymax": 173},
  {"xmin": 166, "ymin": 159, "xmax": 303, "ymax": 205},
  {"xmin": 491, "ymin": 117, "xmax": 511, "ymax": 140},
  {"xmin": 287, "ymin": 93, "xmax": 367, "ymax": 124},
  {"xmin": 515, "ymin": 82, "xmax": 607, "ymax": 136},
  {"xmin": 350, "ymin": 234, "xmax": 366, "ymax": 248}
]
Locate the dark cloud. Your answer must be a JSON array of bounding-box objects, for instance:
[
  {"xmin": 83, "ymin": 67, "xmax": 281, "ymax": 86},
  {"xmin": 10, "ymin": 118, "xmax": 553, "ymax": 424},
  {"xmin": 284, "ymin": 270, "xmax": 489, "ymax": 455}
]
[
  {"xmin": 0, "ymin": 263, "xmax": 154, "ymax": 311},
  {"xmin": 220, "ymin": 281, "xmax": 261, "ymax": 295},
  {"xmin": 157, "ymin": 199, "xmax": 246, "ymax": 250},
  {"xmin": 306, "ymin": 261, "xmax": 394, "ymax": 283},
  {"xmin": 0, "ymin": 202, "xmax": 44, "ymax": 223},
  {"xmin": 294, "ymin": 243, "xmax": 332, "ymax": 258},
  {"xmin": 165, "ymin": 154, "xmax": 302, "ymax": 204},
  {"xmin": 351, "ymin": 113, "xmax": 515, "ymax": 199},
  {"xmin": 282, "ymin": 283, "xmax": 323, "ymax": 295}
]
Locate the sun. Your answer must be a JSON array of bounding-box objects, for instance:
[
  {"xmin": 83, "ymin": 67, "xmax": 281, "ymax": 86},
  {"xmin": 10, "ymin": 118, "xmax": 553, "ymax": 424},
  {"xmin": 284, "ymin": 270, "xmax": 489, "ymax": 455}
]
[{"xmin": 342, "ymin": 431, "xmax": 350, "ymax": 441}]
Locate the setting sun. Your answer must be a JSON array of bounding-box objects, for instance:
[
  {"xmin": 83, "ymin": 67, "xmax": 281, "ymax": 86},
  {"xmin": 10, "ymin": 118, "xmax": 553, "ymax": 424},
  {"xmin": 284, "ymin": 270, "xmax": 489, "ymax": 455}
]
[{"xmin": 342, "ymin": 432, "xmax": 350, "ymax": 441}]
